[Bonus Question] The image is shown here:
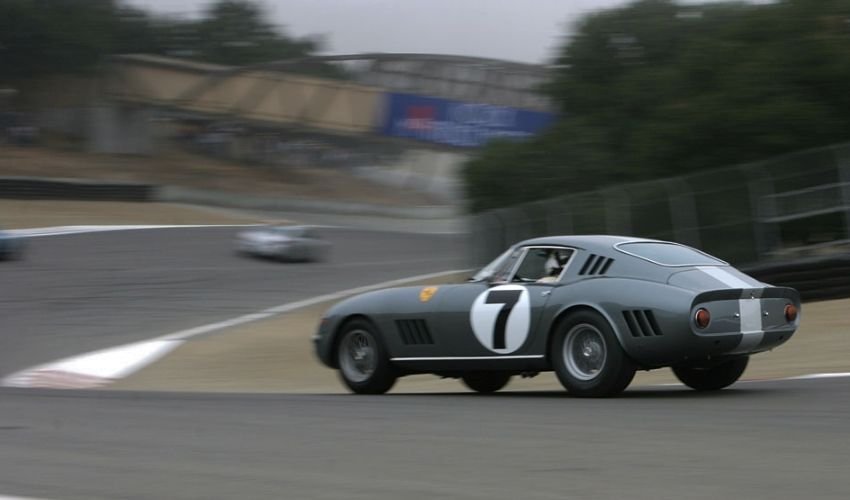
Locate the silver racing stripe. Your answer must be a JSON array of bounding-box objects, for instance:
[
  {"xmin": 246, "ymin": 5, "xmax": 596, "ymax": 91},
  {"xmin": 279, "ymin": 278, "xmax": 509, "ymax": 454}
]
[
  {"xmin": 697, "ymin": 266, "xmax": 759, "ymax": 289},
  {"xmin": 731, "ymin": 298, "xmax": 764, "ymax": 354}
]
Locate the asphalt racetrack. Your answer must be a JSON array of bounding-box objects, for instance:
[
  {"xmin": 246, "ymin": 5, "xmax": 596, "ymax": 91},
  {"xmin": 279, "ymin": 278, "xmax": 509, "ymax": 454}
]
[
  {"xmin": 1, "ymin": 225, "xmax": 849, "ymax": 499},
  {"xmin": 1, "ymin": 379, "xmax": 849, "ymax": 500},
  {"xmin": 0, "ymin": 226, "xmax": 467, "ymax": 375}
]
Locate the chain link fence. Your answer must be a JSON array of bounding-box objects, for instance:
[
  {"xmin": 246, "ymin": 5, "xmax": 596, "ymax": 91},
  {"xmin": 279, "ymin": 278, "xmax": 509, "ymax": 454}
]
[{"xmin": 471, "ymin": 142, "xmax": 850, "ymax": 267}]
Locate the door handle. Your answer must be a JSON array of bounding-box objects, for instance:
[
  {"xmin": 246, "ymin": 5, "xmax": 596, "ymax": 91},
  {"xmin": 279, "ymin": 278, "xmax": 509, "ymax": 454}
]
[{"xmin": 541, "ymin": 290, "xmax": 551, "ymax": 297}]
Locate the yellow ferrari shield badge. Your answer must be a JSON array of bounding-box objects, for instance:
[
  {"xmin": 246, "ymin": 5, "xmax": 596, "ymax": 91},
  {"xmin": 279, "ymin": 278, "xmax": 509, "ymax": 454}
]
[{"xmin": 419, "ymin": 286, "xmax": 438, "ymax": 303}]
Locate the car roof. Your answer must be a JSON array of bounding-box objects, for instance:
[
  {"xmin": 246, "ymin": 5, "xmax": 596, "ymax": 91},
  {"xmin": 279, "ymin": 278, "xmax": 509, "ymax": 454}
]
[{"xmin": 515, "ymin": 235, "xmax": 662, "ymax": 252}]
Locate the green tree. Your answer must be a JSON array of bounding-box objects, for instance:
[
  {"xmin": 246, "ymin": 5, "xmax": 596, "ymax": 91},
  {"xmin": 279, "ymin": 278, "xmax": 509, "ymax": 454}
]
[
  {"xmin": 464, "ymin": 0, "xmax": 850, "ymax": 211},
  {"xmin": 0, "ymin": 0, "xmax": 343, "ymax": 81}
]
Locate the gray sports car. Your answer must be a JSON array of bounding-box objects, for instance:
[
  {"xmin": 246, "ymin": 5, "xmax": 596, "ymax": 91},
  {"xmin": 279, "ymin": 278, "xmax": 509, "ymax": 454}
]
[
  {"xmin": 313, "ymin": 235, "xmax": 801, "ymax": 397},
  {"xmin": 235, "ymin": 225, "xmax": 330, "ymax": 262}
]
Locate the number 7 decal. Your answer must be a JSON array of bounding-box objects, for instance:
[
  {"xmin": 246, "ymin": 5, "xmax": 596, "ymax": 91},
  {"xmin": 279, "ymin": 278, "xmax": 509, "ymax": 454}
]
[
  {"xmin": 486, "ymin": 290, "xmax": 522, "ymax": 349},
  {"xmin": 470, "ymin": 285, "xmax": 532, "ymax": 353}
]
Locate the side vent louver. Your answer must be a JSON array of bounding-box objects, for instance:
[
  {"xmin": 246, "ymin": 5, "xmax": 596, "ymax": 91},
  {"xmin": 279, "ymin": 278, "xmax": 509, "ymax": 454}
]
[
  {"xmin": 622, "ymin": 310, "xmax": 664, "ymax": 337},
  {"xmin": 579, "ymin": 254, "xmax": 615, "ymax": 276},
  {"xmin": 396, "ymin": 319, "xmax": 434, "ymax": 345}
]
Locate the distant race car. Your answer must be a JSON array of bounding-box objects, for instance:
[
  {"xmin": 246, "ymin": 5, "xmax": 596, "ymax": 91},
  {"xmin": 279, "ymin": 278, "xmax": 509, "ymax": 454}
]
[
  {"xmin": 235, "ymin": 225, "xmax": 330, "ymax": 262},
  {"xmin": 0, "ymin": 228, "xmax": 23, "ymax": 261},
  {"xmin": 314, "ymin": 235, "xmax": 801, "ymax": 397}
]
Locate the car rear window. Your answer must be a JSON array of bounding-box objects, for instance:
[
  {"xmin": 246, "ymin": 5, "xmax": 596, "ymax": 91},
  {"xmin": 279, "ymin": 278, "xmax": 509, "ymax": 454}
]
[{"xmin": 616, "ymin": 242, "xmax": 725, "ymax": 266}]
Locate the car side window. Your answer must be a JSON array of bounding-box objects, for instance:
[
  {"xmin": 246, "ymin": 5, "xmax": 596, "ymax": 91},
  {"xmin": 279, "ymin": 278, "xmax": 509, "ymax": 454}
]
[{"xmin": 511, "ymin": 247, "xmax": 574, "ymax": 283}]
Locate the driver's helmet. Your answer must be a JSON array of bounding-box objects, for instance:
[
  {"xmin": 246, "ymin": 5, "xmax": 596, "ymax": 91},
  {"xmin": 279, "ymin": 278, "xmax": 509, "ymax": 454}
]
[{"xmin": 543, "ymin": 251, "xmax": 566, "ymax": 276}]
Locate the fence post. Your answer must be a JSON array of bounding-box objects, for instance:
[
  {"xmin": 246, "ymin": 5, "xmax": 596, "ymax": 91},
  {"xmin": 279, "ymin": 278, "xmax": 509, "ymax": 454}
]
[
  {"xmin": 834, "ymin": 145, "xmax": 850, "ymax": 243},
  {"xmin": 740, "ymin": 163, "xmax": 778, "ymax": 260},
  {"xmin": 603, "ymin": 185, "xmax": 632, "ymax": 235},
  {"xmin": 546, "ymin": 197, "xmax": 574, "ymax": 236},
  {"xmin": 665, "ymin": 177, "xmax": 701, "ymax": 247}
]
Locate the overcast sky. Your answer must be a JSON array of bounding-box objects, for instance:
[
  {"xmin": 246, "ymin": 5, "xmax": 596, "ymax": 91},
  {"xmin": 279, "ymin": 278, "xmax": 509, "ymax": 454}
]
[
  {"xmin": 125, "ymin": 1, "xmax": 770, "ymax": 64},
  {"xmin": 124, "ymin": 0, "xmax": 651, "ymax": 64}
]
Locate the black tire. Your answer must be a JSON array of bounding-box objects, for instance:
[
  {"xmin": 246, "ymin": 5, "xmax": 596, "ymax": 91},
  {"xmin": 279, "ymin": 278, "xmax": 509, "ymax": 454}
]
[
  {"xmin": 672, "ymin": 356, "xmax": 749, "ymax": 391},
  {"xmin": 551, "ymin": 310, "xmax": 636, "ymax": 397},
  {"xmin": 336, "ymin": 319, "xmax": 397, "ymax": 394},
  {"xmin": 461, "ymin": 372, "xmax": 511, "ymax": 393}
]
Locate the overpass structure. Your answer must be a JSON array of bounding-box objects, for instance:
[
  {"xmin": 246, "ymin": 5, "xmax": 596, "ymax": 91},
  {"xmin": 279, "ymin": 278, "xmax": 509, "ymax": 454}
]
[
  {"xmin": 105, "ymin": 54, "xmax": 384, "ymax": 135},
  {"xmin": 85, "ymin": 53, "xmax": 557, "ymax": 201},
  {"xmin": 103, "ymin": 53, "xmax": 555, "ymax": 144}
]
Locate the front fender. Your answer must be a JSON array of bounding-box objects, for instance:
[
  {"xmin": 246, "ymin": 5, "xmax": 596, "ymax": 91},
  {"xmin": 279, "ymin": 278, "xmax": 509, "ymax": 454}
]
[{"xmin": 313, "ymin": 286, "xmax": 445, "ymax": 368}]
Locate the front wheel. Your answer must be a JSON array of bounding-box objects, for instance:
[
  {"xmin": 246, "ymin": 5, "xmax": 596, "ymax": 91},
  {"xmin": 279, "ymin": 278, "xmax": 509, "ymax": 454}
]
[
  {"xmin": 551, "ymin": 311, "xmax": 635, "ymax": 397},
  {"xmin": 672, "ymin": 356, "xmax": 749, "ymax": 391},
  {"xmin": 336, "ymin": 320, "xmax": 397, "ymax": 394},
  {"xmin": 461, "ymin": 372, "xmax": 511, "ymax": 393}
]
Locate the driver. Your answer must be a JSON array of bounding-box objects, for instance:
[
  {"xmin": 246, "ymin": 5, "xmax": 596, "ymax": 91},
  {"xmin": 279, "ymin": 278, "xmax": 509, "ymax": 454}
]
[{"xmin": 537, "ymin": 251, "xmax": 567, "ymax": 283}]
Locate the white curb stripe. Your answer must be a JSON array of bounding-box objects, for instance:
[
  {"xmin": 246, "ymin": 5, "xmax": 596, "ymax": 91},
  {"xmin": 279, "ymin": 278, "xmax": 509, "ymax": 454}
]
[
  {"xmin": 783, "ymin": 372, "xmax": 850, "ymax": 380},
  {"xmin": 8, "ymin": 224, "xmax": 257, "ymax": 238},
  {"xmin": 652, "ymin": 372, "xmax": 850, "ymax": 387},
  {"xmin": 2, "ymin": 269, "xmax": 471, "ymax": 389}
]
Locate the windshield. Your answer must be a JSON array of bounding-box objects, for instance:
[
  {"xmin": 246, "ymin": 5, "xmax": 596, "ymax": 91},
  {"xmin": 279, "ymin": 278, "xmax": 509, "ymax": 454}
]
[
  {"xmin": 469, "ymin": 248, "xmax": 514, "ymax": 281},
  {"xmin": 616, "ymin": 242, "xmax": 725, "ymax": 266}
]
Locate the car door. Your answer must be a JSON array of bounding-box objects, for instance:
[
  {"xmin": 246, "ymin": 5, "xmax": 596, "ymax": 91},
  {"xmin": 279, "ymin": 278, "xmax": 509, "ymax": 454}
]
[{"xmin": 422, "ymin": 246, "xmax": 572, "ymax": 368}]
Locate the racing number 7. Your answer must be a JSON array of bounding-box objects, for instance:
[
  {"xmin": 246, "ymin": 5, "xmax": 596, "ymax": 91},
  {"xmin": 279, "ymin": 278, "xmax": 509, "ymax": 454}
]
[{"xmin": 485, "ymin": 290, "xmax": 522, "ymax": 349}]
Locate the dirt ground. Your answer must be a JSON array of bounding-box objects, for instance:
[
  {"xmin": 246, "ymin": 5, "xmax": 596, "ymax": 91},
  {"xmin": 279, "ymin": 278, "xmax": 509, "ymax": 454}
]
[
  {"xmin": 113, "ymin": 275, "xmax": 850, "ymax": 394},
  {"xmin": 0, "ymin": 144, "xmax": 439, "ymax": 206},
  {"xmin": 0, "ymin": 200, "xmax": 264, "ymax": 228}
]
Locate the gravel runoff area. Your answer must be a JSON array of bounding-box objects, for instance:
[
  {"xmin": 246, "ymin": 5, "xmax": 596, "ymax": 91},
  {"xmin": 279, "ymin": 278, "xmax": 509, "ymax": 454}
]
[
  {"xmin": 111, "ymin": 278, "xmax": 850, "ymax": 394},
  {"xmin": 6, "ymin": 200, "xmax": 848, "ymax": 394}
]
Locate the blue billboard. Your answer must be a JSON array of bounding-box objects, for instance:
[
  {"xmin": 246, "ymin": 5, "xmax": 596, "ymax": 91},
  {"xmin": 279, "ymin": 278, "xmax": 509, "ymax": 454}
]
[{"xmin": 380, "ymin": 92, "xmax": 556, "ymax": 148}]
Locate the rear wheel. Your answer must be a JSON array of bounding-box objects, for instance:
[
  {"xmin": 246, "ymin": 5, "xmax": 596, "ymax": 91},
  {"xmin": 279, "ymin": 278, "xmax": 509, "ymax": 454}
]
[
  {"xmin": 461, "ymin": 372, "xmax": 511, "ymax": 393},
  {"xmin": 551, "ymin": 311, "xmax": 635, "ymax": 397},
  {"xmin": 336, "ymin": 319, "xmax": 397, "ymax": 394},
  {"xmin": 672, "ymin": 356, "xmax": 749, "ymax": 391}
]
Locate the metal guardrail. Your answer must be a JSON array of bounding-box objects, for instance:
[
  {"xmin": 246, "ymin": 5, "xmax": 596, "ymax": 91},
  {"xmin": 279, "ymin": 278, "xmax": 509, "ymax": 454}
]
[{"xmin": 742, "ymin": 255, "xmax": 850, "ymax": 301}]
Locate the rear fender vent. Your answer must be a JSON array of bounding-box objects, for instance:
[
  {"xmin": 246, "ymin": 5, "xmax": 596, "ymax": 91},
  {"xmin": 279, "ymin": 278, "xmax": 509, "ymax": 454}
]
[
  {"xmin": 579, "ymin": 254, "xmax": 615, "ymax": 275},
  {"xmin": 396, "ymin": 319, "xmax": 434, "ymax": 345},
  {"xmin": 622, "ymin": 310, "xmax": 663, "ymax": 337}
]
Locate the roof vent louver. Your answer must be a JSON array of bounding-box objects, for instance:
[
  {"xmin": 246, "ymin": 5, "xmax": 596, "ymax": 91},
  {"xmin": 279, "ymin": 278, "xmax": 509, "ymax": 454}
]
[
  {"xmin": 622, "ymin": 310, "xmax": 663, "ymax": 337},
  {"xmin": 396, "ymin": 319, "xmax": 434, "ymax": 345},
  {"xmin": 579, "ymin": 254, "xmax": 615, "ymax": 276}
]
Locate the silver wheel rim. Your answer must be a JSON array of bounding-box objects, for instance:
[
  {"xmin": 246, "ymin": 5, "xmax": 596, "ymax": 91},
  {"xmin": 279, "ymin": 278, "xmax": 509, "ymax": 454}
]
[
  {"xmin": 564, "ymin": 324, "xmax": 607, "ymax": 381},
  {"xmin": 339, "ymin": 329, "xmax": 376, "ymax": 383}
]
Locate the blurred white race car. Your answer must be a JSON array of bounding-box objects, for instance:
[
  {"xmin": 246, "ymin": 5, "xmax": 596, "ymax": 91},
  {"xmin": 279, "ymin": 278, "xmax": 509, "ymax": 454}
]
[{"xmin": 235, "ymin": 225, "xmax": 330, "ymax": 262}]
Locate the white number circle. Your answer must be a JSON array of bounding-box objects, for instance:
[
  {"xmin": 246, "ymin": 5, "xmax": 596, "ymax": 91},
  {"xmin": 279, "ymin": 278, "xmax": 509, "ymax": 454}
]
[{"xmin": 470, "ymin": 285, "xmax": 531, "ymax": 353}]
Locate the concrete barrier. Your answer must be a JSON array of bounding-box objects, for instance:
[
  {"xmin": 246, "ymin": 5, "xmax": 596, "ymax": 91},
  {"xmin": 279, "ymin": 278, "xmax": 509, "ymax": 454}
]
[{"xmin": 0, "ymin": 177, "xmax": 155, "ymax": 201}]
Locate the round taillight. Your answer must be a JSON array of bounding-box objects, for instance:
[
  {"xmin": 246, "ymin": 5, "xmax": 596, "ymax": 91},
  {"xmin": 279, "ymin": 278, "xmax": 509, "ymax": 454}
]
[
  {"xmin": 785, "ymin": 304, "xmax": 798, "ymax": 322},
  {"xmin": 694, "ymin": 308, "xmax": 711, "ymax": 329}
]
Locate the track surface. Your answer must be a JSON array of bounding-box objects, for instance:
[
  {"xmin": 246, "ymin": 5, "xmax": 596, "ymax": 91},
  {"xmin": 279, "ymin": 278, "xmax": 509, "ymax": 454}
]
[
  {"xmin": 0, "ymin": 378, "xmax": 848, "ymax": 500},
  {"xmin": 2, "ymin": 226, "xmax": 849, "ymax": 499},
  {"xmin": 0, "ymin": 227, "xmax": 467, "ymax": 375}
]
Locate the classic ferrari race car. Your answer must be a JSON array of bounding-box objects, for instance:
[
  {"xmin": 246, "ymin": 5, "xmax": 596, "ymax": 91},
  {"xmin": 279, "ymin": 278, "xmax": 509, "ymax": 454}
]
[
  {"xmin": 235, "ymin": 225, "xmax": 330, "ymax": 262},
  {"xmin": 313, "ymin": 235, "xmax": 801, "ymax": 397}
]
